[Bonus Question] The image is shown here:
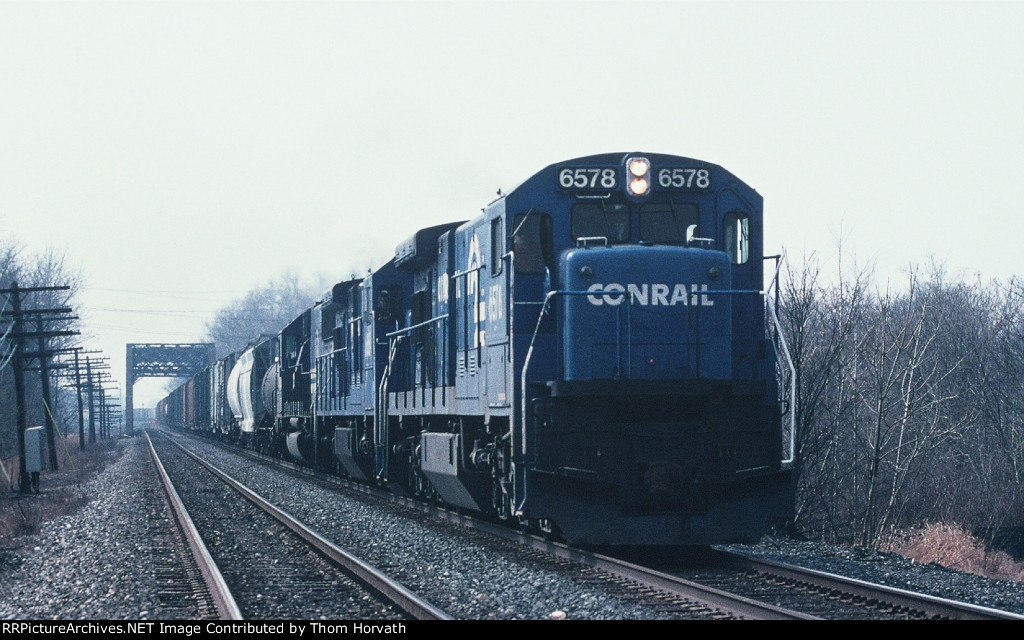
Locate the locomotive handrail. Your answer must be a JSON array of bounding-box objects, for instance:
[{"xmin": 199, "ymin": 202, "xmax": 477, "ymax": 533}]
[
  {"xmin": 385, "ymin": 313, "xmax": 449, "ymax": 339},
  {"xmin": 550, "ymin": 287, "xmax": 766, "ymax": 297},
  {"xmin": 762, "ymin": 255, "xmax": 795, "ymax": 468},
  {"xmin": 316, "ymin": 344, "xmax": 348, "ymax": 357},
  {"xmin": 765, "ymin": 254, "xmax": 783, "ymax": 299},
  {"xmin": 451, "ymin": 263, "xmax": 485, "ymax": 279},
  {"xmin": 520, "ymin": 289, "xmax": 557, "ymax": 441},
  {"xmin": 575, "ymin": 236, "xmax": 608, "ymax": 247},
  {"xmin": 765, "ymin": 293, "xmax": 796, "ymax": 469},
  {"xmin": 383, "ymin": 314, "xmax": 451, "ymax": 399},
  {"xmin": 516, "ymin": 289, "xmax": 559, "ymax": 514}
]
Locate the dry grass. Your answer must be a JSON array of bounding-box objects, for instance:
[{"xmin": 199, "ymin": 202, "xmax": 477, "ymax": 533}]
[
  {"xmin": 0, "ymin": 436, "xmax": 123, "ymax": 545},
  {"xmin": 879, "ymin": 522, "xmax": 1024, "ymax": 583}
]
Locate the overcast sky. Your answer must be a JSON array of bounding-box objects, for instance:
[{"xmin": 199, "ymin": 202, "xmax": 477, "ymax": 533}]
[{"xmin": 2, "ymin": 0, "xmax": 1022, "ymax": 409}]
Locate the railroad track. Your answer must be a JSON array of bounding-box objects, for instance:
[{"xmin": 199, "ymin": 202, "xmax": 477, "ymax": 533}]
[
  {"xmin": 133, "ymin": 437, "xmax": 221, "ymax": 619},
  {"xmin": 145, "ymin": 433, "xmax": 239, "ymax": 619},
  {"xmin": 157, "ymin": 428, "xmax": 1024, "ymax": 620},
  {"xmin": 387, "ymin": 497, "xmax": 815, "ymax": 619},
  {"xmin": 684, "ymin": 550, "xmax": 1024, "ymax": 620},
  {"xmin": 145, "ymin": 431, "xmax": 450, "ymax": 620},
  {"xmin": 420, "ymin": 508, "xmax": 1024, "ymax": 620},
  {"xmin": 157, "ymin": 429, "xmax": 775, "ymax": 619}
]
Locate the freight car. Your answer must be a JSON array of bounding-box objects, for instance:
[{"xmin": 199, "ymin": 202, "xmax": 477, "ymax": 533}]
[{"xmin": 158, "ymin": 151, "xmax": 796, "ymax": 547}]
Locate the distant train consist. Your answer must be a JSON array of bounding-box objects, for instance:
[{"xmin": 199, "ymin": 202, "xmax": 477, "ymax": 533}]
[{"xmin": 157, "ymin": 152, "xmax": 796, "ymax": 546}]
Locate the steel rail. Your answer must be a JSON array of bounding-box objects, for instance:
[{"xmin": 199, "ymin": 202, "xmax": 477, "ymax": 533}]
[
  {"xmin": 164, "ymin": 435, "xmax": 452, "ymax": 620},
  {"xmin": 162, "ymin": 427, "xmax": 809, "ymax": 619},
  {"xmin": 144, "ymin": 432, "xmax": 243, "ymax": 620},
  {"xmin": 383, "ymin": 492, "xmax": 817, "ymax": 620},
  {"xmin": 162, "ymin": 428, "xmax": 1024, "ymax": 621},
  {"xmin": 721, "ymin": 552, "xmax": 1024, "ymax": 621}
]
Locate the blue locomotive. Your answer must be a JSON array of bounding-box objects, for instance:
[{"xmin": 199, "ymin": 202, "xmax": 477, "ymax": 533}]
[{"xmin": 158, "ymin": 152, "xmax": 796, "ymax": 546}]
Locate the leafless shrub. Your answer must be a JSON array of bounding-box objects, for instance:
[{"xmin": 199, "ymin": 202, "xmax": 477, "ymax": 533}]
[{"xmin": 880, "ymin": 522, "xmax": 1024, "ymax": 582}]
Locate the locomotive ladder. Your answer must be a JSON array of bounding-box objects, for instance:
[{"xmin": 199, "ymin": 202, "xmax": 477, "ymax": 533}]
[{"xmin": 375, "ymin": 334, "xmax": 405, "ymax": 480}]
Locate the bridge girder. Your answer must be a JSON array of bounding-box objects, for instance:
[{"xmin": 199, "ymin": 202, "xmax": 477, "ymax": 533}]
[{"xmin": 125, "ymin": 343, "xmax": 215, "ymax": 435}]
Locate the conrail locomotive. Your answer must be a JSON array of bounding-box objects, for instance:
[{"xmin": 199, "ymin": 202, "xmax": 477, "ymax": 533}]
[{"xmin": 157, "ymin": 152, "xmax": 796, "ymax": 547}]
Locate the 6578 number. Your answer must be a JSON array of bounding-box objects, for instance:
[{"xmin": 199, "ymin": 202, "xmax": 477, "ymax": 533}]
[
  {"xmin": 657, "ymin": 168, "xmax": 711, "ymax": 189},
  {"xmin": 558, "ymin": 167, "xmax": 618, "ymax": 189}
]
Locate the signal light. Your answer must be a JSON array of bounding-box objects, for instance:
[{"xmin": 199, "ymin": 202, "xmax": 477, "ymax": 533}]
[{"xmin": 626, "ymin": 156, "xmax": 650, "ymax": 196}]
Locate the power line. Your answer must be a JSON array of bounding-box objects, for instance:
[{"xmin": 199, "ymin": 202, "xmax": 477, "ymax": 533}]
[
  {"xmin": 84, "ymin": 325, "xmax": 211, "ymax": 337},
  {"xmin": 83, "ymin": 307, "xmax": 219, "ymax": 314},
  {"xmin": 89, "ymin": 287, "xmax": 248, "ymax": 296}
]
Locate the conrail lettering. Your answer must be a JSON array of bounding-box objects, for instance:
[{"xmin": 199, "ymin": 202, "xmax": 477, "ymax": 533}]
[{"xmin": 586, "ymin": 282, "xmax": 714, "ymax": 307}]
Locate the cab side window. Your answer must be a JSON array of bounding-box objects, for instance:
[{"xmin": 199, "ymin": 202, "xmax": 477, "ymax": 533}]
[
  {"xmin": 490, "ymin": 217, "xmax": 502, "ymax": 277},
  {"xmin": 724, "ymin": 211, "xmax": 750, "ymax": 264},
  {"xmin": 512, "ymin": 212, "xmax": 552, "ymax": 275}
]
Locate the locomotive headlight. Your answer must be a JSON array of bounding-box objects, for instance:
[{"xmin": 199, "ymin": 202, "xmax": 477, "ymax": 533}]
[
  {"xmin": 628, "ymin": 157, "xmax": 649, "ymax": 177},
  {"xmin": 626, "ymin": 156, "xmax": 651, "ymax": 196},
  {"xmin": 630, "ymin": 176, "xmax": 649, "ymax": 195}
]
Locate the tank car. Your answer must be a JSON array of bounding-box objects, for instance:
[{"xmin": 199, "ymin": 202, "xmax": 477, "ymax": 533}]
[{"xmin": 217, "ymin": 337, "xmax": 275, "ymax": 448}]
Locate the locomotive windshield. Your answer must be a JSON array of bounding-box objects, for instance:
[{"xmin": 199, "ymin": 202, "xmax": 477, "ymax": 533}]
[
  {"xmin": 570, "ymin": 202, "xmax": 630, "ymax": 243},
  {"xmin": 639, "ymin": 202, "xmax": 699, "ymax": 244},
  {"xmin": 570, "ymin": 201, "xmax": 701, "ymax": 246}
]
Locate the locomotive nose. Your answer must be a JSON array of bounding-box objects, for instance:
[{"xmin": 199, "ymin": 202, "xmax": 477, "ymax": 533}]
[{"xmin": 561, "ymin": 245, "xmax": 734, "ymax": 382}]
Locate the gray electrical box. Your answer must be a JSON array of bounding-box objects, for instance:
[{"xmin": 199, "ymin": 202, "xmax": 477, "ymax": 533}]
[{"xmin": 25, "ymin": 426, "xmax": 45, "ymax": 473}]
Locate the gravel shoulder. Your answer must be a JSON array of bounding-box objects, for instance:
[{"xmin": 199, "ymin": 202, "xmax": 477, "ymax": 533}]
[{"xmin": 2, "ymin": 435, "xmax": 1022, "ymax": 620}]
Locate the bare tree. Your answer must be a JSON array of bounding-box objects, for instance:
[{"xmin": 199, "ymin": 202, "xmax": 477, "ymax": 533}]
[
  {"xmin": 844, "ymin": 265, "xmax": 994, "ymax": 546},
  {"xmin": 205, "ymin": 270, "xmax": 322, "ymax": 358},
  {"xmin": 990, "ymin": 277, "xmax": 1024, "ymax": 484},
  {"xmin": 0, "ymin": 241, "xmax": 84, "ymax": 465},
  {"xmin": 0, "ymin": 237, "xmax": 24, "ymax": 461},
  {"xmin": 780, "ymin": 246, "xmax": 873, "ymax": 540},
  {"xmin": 954, "ymin": 275, "xmax": 1024, "ymax": 540},
  {"xmin": 780, "ymin": 252, "xmax": 1023, "ymax": 546}
]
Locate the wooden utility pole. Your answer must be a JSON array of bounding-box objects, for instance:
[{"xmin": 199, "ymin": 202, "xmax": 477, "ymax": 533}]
[
  {"xmin": 0, "ymin": 283, "xmax": 77, "ymax": 490},
  {"xmin": 63, "ymin": 348, "xmax": 101, "ymax": 450},
  {"xmin": 86, "ymin": 357, "xmax": 95, "ymax": 444},
  {"xmin": 8, "ymin": 284, "xmax": 29, "ymax": 492},
  {"xmin": 36, "ymin": 317, "xmax": 58, "ymax": 468},
  {"xmin": 82, "ymin": 357, "xmax": 111, "ymax": 442},
  {"xmin": 101, "ymin": 385, "xmax": 121, "ymax": 439},
  {"xmin": 73, "ymin": 348, "xmax": 85, "ymax": 450}
]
